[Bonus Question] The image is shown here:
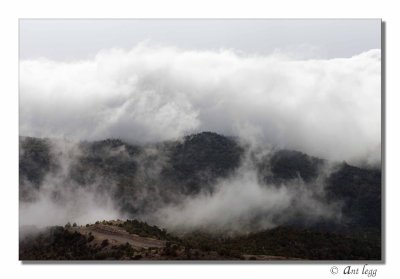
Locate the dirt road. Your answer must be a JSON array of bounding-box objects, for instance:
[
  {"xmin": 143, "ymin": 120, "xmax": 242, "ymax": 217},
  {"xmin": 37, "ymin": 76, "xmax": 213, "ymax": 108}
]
[{"xmin": 71, "ymin": 224, "xmax": 166, "ymax": 249}]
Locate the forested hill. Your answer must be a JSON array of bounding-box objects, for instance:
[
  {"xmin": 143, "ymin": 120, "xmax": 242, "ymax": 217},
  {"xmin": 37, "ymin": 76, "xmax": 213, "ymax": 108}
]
[{"xmin": 19, "ymin": 132, "xmax": 381, "ymax": 233}]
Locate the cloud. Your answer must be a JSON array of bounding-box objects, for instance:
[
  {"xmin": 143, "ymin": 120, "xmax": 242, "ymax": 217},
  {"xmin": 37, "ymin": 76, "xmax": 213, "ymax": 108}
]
[
  {"xmin": 19, "ymin": 137, "xmax": 342, "ymax": 233},
  {"xmin": 20, "ymin": 43, "xmax": 381, "ymax": 164},
  {"xmin": 148, "ymin": 154, "xmax": 342, "ymax": 234},
  {"xmin": 19, "ymin": 139, "xmax": 125, "ymax": 227}
]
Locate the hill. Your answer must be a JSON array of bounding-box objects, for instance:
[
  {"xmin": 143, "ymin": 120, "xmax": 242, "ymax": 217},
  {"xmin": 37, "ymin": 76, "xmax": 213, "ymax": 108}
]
[{"xmin": 19, "ymin": 132, "xmax": 382, "ymax": 260}]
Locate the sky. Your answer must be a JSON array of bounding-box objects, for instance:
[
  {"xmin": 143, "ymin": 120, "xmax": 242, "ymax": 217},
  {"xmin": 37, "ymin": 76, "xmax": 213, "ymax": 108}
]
[
  {"xmin": 19, "ymin": 19, "xmax": 381, "ymax": 165},
  {"xmin": 19, "ymin": 19, "xmax": 382, "ymax": 231},
  {"xmin": 19, "ymin": 19, "xmax": 381, "ymax": 60}
]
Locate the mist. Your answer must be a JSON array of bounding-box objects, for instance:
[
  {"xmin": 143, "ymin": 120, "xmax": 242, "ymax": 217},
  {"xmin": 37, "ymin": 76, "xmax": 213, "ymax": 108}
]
[
  {"xmin": 19, "ymin": 43, "xmax": 380, "ymax": 234},
  {"xmin": 19, "ymin": 136, "xmax": 343, "ymax": 234},
  {"xmin": 20, "ymin": 43, "xmax": 381, "ymax": 166},
  {"xmin": 146, "ymin": 148, "xmax": 342, "ymax": 234},
  {"xmin": 19, "ymin": 139, "xmax": 125, "ymax": 228}
]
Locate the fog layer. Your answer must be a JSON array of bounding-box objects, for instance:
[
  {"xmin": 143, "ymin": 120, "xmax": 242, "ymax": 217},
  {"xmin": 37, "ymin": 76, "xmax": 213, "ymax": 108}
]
[
  {"xmin": 20, "ymin": 44, "xmax": 381, "ymax": 165},
  {"xmin": 20, "ymin": 137, "xmax": 342, "ymax": 233}
]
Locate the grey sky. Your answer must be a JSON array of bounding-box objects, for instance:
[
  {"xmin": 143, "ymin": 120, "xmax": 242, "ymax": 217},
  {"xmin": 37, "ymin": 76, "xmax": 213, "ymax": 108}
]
[
  {"xmin": 20, "ymin": 18, "xmax": 381, "ymax": 166},
  {"xmin": 19, "ymin": 19, "xmax": 381, "ymax": 60}
]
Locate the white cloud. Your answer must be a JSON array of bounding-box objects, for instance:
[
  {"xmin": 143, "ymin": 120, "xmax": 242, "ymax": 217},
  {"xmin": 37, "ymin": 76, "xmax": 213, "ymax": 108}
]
[
  {"xmin": 19, "ymin": 139, "xmax": 125, "ymax": 227},
  {"xmin": 20, "ymin": 43, "xmax": 381, "ymax": 164},
  {"xmin": 150, "ymin": 161, "xmax": 342, "ymax": 234}
]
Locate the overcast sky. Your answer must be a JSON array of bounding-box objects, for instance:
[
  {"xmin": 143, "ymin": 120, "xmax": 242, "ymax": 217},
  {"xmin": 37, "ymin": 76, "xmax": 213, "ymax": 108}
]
[
  {"xmin": 19, "ymin": 19, "xmax": 381, "ymax": 165},
  {"xmin": 20, "ymin": 19, "xmax": 381, "ymax": 60}
]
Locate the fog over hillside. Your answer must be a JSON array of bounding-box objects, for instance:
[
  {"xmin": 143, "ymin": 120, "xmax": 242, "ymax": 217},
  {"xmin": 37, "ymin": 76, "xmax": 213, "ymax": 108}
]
[
  {"xmin": 20, "ymin": 44, "xmax": 381, "ymax": 167},
  {"xmin": 18, "ymin": 20, "xmax": 382, "ymax": 261},
  {"xmin": 19, "ymin": 133, "xmax": 380, "ymax": 234}
]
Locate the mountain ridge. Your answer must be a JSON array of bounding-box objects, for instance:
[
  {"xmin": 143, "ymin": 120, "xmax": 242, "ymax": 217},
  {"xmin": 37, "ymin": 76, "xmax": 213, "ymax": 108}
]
[{"xmin": 19, "ymin": 132, "xmax": 381, "ymax": 233}]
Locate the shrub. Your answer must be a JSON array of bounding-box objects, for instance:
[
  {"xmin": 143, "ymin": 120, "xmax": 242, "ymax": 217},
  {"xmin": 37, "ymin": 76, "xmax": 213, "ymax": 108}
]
[{"xmin": 101, "ymin": 239, "xmax": 109, "ymax": 247}]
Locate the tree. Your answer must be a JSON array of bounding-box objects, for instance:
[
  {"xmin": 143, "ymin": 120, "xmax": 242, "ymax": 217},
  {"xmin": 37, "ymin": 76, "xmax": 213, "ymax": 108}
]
[{"xmin": 101, "ymin": 239, "xmax": 109, "ymax": 247}]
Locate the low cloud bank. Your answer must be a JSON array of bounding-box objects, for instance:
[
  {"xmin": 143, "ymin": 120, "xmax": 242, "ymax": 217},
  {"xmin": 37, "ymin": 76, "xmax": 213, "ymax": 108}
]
[
  {"xmin": 20, "ymin": 138, "xmax": 342, "ymax": 234},
  {"xmin": 149, "ymin": 153, "xmax": 342, "ymax": 234},
  {"xmin": 19, "ymin": 139, "xmax": 125, "ymax": 228},
  {"xmin": 20, "ymin": 43, "xmax": 381, "ymax": 165}
]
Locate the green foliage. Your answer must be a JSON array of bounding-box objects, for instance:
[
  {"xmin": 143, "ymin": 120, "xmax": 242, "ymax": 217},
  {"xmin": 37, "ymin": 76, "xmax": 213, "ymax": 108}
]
[
  {"xmin": 19, "ymin": 133, "xmax": 381, "ymax": 261},
  {"xmin": 181, "ymin": 226, "xmax": 381, "ymax": 260},
  {"xmin": 121, "ymin": 219, "xmax": 178, "ymax": 241},
  {"xmin": 163, "ymin": 132, "xmax": 244, "ymax": 195},
  {"xmin": 20, "ymin": 226, "xmax": 96, "ymax": 260},
  {"xmin": 87, "ymin": 234, "xmax": 94, "ymax": 243},
  {"xmin": 20, "ymin": 227, "xmax": 140, "ymax": 260},
  {"xmin": 19, "ymin": 134, "xmax": 381, "ymax": 235},
  {"xmin": 268, "ymin": 149, "xmax": 323, "ymax": 182},
  {"xmin": 326, "ymin": 163, "xmax": 381, "ymax": 230},
  {"xmin": 101, "ymin": 239, "xmax": 109, "ymax": 247},
  {"xmin": 20, "ymin": 221, "xmax": 381, "ymax": 261},
  {"xmin": 19, "ymin": 137, "xmax": 54, "ymax": 201}
]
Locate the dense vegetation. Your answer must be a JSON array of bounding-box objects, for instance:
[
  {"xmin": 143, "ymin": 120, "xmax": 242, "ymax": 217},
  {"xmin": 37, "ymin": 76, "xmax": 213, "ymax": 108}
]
[
  {"xmin": 266, "ymin": 149, "xmax": 324, "ymax": 182},
  {"xmin": 120, "ymin": 219, "xmax": 178, "ymax": 241},
  {"xmin": 20, "ymin": 219, "xmax": 381, "ymax": 261},
  {"xmin": 181, "ymin": 226, "xmax": 380, "ymax": 260},
  {"xmin": 326, "ymin": 163, "xmax": 381, "ymax": 230},
  {"xmin": 20, "ymin": 226, "xmax": 141, "ymax": 260},
  {"xmin": 162, "ymin": 132, "xmax": 244, "ymax": 195},
  {"xmin": 19, "ymin": 132, "xmax": 382, "ymax": 260}
]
